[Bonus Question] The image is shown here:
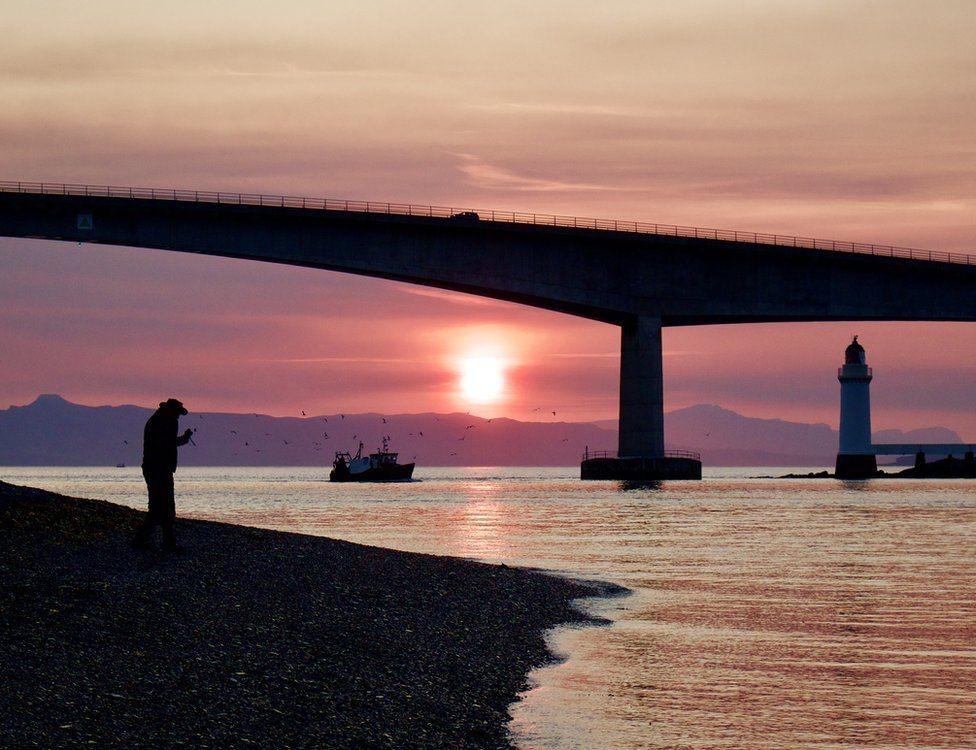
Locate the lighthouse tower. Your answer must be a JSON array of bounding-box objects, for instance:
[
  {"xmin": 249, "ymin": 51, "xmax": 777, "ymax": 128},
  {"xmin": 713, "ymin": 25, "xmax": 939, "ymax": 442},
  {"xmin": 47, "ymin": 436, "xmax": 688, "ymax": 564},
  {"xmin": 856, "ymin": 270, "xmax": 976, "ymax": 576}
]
[{"xmin": 835, "ymin": 336, "xmax": 878, "ymax": 478}]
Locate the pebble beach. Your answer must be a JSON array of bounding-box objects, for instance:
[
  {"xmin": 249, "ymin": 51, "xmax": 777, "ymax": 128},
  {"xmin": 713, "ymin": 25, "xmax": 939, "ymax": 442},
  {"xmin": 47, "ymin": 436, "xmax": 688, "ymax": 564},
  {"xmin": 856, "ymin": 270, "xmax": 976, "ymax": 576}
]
[{"xmin": 0, "ymin": 480, "xmax": 604, "ymax": 749}]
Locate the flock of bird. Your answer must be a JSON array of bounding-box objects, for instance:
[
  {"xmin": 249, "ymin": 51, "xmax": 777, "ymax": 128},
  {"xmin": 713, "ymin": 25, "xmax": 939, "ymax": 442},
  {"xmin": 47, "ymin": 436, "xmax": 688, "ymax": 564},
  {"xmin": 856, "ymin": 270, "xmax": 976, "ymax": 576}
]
[{"xmin": 122, "ymin": 407, "xmax": 573, "ymax": 461}]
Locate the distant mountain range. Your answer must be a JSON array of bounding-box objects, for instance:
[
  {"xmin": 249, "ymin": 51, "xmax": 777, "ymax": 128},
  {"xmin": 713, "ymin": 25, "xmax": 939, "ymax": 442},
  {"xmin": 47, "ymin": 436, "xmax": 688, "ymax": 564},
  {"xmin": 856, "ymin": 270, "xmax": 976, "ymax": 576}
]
[
  {"xmin": 665, "ymin": 404, "xmax": 960, "ymax": 466},
  {"xmin": 0, "ymin": 395, "xmax": 963, "ymax": 468}
]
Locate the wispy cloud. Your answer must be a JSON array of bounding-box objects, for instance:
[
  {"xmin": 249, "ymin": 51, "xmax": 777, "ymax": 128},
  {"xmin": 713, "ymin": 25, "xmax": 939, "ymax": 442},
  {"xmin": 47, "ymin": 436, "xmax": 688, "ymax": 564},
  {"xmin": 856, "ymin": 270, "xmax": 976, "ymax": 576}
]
[
  {"xmin": 399, "ymin": 287, "xmax": 508, "ymax": 307},
  {"xmin": 553, "ymin": 350, "xmax": 701, "ymax": 359},
  {"xmin": 455, "ymin": 154, "xmax": 623, "ymax": 193},
  {"xmin": 465, "ymin": 101, "xmax": 640, "ymax": 117},
  {"xmin": 254, "ymin": 357, "xmax": 418, "ymax": 364}
]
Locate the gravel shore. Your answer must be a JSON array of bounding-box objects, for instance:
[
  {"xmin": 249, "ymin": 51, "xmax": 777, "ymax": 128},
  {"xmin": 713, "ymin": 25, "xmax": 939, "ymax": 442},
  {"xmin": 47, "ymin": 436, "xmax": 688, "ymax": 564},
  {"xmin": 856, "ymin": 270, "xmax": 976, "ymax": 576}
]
[{"xmin": 0, "ymin": 480, "xmax": 607, "ymax": 749}]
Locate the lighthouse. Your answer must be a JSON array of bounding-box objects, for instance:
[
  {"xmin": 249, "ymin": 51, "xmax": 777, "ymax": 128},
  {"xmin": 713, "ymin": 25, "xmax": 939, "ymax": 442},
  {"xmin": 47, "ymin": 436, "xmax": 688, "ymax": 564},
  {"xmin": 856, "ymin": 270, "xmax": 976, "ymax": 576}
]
[{"xmin": 835, "ymin": 336, "xmax": 878, "ymax": 478}]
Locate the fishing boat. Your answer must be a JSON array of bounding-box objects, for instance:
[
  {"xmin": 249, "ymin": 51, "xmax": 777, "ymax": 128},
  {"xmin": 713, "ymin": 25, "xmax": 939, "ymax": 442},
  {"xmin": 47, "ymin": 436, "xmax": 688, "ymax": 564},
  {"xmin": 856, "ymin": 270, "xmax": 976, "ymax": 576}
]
[{"xmin": 330, "ymin": 437, "xmax": 415, "ymax": 482}]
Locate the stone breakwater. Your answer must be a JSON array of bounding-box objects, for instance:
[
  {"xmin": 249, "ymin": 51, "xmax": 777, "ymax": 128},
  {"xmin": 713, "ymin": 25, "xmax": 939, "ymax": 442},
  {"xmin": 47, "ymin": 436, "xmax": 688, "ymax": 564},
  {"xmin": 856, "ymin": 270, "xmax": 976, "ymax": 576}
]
[{"xmin": 0, "ymin": 481, "xmax": 609, "ymax": 749}]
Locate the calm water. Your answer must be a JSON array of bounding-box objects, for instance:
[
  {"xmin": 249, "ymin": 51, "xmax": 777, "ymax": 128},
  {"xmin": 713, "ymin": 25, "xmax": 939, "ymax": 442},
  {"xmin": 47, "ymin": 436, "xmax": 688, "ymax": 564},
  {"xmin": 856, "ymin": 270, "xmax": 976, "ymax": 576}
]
[{"xmin": 6, "ymin": 466, "xmax": 975, "ymax": 749}]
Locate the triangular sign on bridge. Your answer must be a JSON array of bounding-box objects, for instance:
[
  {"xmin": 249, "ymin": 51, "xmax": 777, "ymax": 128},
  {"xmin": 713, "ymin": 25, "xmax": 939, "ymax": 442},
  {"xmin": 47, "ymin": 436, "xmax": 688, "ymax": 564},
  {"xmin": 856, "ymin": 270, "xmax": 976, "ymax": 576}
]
[{"xmin": 76, "ymin": 213, "xmax": 92, "ymax": 230}]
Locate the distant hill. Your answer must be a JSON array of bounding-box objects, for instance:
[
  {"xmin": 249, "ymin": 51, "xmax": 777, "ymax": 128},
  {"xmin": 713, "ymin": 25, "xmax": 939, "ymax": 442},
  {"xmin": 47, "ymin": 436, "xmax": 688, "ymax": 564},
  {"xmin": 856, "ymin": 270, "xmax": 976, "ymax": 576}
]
[
  {"xmin": 0, "ymin": 395, "xmax": 612, "ymax": 467},
  {"xmin": 0, "ymin": 395, "xmax": 963, "ymax": 467},
  {"xmin": 665, "ymin": 404, "xmax": 838, "ymax": 465}
]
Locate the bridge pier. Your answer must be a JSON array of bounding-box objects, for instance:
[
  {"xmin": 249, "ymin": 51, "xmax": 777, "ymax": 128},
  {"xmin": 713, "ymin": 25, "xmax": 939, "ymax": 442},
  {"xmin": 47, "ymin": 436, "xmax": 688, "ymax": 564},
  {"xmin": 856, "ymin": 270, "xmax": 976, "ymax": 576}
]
[
  {"xmin": 619, "ymin": 315, "xmax": 665, "ymax": 458},
  {"xmin": 581, "ymin": 314, "xmax": 701, "ymax": 480}
]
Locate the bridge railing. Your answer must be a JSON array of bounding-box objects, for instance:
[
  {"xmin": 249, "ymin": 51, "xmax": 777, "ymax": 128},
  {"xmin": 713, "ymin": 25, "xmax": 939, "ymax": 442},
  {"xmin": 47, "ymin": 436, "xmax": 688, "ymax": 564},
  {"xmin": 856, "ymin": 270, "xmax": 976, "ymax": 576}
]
[
  {"xmin": 1, "ymin": 180, "xmax": 972, "ymax": 266},
  {"xmin": 583, "ymin": 448, "xmax": 702, "ymax": 461}
]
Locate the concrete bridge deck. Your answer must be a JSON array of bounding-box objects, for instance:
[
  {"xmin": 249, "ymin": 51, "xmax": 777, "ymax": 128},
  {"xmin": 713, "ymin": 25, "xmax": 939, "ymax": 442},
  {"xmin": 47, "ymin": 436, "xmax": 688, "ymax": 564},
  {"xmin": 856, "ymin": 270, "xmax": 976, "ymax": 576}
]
[
  {"xmin": 4, "ymin": 181, "xmax": 974, "ymax": 269},
  {"xmin": 2, "ymin": 180, "xmax": 975, "ymax": 469}
]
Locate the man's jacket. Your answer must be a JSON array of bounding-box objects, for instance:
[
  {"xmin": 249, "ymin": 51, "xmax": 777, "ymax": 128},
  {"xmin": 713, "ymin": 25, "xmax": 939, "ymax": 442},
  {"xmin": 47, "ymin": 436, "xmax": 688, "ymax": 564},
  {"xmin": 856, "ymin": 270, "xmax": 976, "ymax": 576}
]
[{"xmin": 142, "ymin": 410, "xmax": 190, "ymax": 473}]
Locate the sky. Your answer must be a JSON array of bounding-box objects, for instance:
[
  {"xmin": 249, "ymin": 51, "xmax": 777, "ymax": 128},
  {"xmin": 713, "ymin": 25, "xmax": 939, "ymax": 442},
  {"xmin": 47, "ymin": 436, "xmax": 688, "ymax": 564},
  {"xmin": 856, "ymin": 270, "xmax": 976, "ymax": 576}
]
[{"xmin": 1, "ymin": 0, "xmax": 975, "ymax": 434}]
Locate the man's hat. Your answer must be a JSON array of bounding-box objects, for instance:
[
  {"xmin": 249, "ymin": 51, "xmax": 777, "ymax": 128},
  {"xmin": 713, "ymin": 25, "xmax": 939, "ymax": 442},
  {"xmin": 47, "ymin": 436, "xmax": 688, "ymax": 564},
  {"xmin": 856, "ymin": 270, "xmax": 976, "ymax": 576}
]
[{"xmin": 159, "ymin": 398, "xmax": 188, "ymax": 415}]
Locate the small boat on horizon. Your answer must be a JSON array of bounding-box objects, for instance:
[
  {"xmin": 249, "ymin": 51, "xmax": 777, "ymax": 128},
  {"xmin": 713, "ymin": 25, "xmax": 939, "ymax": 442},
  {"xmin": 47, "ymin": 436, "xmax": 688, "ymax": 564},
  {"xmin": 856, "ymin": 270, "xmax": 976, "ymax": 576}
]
[{"xmin": 329, "ymin": 437, "xmax": 415, "ymax": 482}]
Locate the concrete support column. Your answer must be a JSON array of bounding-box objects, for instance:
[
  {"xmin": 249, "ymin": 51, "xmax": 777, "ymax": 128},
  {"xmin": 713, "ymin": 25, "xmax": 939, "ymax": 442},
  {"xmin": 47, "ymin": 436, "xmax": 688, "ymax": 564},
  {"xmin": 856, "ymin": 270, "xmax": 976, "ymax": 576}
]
[{"xmin": 618, "ymin": 315, "xmax": 665, "ymax": 458}]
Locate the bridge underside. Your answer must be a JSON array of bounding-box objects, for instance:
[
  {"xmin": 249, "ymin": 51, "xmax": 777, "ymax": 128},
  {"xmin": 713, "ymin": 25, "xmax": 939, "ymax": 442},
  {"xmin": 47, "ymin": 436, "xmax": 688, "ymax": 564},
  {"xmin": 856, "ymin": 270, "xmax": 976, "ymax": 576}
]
[{"xmin": 2, "ymin": 188, "xmax": 975, "ymax": 474}]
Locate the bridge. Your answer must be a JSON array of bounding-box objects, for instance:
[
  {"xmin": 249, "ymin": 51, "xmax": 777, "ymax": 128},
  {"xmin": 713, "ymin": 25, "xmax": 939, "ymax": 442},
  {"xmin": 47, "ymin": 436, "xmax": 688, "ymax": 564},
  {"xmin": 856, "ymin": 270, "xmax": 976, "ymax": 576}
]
[
  {"xmin": 2, "ymin": 181, "xmax": 975, "ymax": 478},
  {"xmin": 873, "ymin": 444, "xmax": 976, "ymax": 459}
]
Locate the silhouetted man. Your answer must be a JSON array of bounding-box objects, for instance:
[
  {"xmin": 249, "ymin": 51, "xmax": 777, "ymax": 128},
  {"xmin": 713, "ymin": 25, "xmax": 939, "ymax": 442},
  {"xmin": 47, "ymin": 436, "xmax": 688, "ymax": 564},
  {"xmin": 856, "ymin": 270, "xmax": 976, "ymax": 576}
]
[{"xmin": 133, "ymin": 398, "xmax": 193, "ymax": 550}]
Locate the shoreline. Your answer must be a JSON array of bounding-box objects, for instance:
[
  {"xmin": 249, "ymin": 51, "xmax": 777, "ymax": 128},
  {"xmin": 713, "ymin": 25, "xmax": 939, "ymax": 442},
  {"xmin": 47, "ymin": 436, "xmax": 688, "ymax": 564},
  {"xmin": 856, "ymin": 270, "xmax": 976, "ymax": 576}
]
[{"xmin": 0, "ymin": 480, "xmax": 614, "ymax": 749}]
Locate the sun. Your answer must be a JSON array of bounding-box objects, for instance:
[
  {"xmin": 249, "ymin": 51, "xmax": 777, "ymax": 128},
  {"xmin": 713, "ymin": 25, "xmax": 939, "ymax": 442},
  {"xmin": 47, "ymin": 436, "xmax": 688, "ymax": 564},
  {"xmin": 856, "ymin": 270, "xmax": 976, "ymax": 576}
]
[{"xmin": 459, "ymin": 356, "xmax": 505, "ymax": 403}]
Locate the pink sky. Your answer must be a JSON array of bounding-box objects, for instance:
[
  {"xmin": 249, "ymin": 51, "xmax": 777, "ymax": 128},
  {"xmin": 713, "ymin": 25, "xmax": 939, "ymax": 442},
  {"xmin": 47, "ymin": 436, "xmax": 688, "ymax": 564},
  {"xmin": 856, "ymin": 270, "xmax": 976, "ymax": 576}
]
[{"xmin": 1, "ymin": 1, "xmax": 974, "ymax": 435}]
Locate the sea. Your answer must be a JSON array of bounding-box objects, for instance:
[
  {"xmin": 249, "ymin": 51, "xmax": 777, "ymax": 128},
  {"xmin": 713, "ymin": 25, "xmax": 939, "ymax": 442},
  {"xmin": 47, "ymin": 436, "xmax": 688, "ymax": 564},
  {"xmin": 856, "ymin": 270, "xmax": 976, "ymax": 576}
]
[{"xmin": 5, "ymin": 466, "xmax": 974, "ymax": 750}]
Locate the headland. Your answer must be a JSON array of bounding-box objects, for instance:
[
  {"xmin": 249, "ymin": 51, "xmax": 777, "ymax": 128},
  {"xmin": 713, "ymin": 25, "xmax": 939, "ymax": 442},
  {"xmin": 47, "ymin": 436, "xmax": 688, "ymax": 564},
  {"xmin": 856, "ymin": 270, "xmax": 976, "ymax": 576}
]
[{"xmin": 780, "ymin": 454, "xmax": 976, "ymax": 479}]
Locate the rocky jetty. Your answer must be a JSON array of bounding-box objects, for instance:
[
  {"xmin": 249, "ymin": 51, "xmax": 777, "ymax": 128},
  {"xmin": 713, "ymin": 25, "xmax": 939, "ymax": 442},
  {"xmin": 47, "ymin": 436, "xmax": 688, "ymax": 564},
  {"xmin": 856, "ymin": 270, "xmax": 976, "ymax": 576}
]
[
  {"xmin": 777, "ymin": 456, "xmax": 976, "ymax": 479},
  {"xmin": 0, "ymin": 481, "xmax": 607, "ymax": 748},
  {"xmin": 894, "ymin": 454, "xmax": 976, "ymax": 478}
]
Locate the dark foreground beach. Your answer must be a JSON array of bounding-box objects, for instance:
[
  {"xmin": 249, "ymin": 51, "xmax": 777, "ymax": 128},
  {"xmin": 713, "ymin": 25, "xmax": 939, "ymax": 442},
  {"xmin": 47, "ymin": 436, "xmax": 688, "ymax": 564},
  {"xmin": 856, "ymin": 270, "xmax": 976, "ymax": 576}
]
[{"xmin": 0, "ymin": 481, "xmax": 607, "ymax": 749}]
